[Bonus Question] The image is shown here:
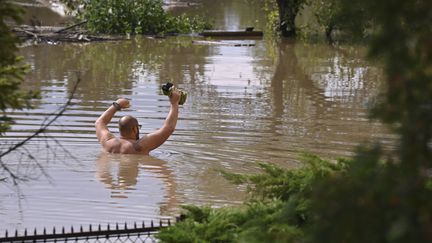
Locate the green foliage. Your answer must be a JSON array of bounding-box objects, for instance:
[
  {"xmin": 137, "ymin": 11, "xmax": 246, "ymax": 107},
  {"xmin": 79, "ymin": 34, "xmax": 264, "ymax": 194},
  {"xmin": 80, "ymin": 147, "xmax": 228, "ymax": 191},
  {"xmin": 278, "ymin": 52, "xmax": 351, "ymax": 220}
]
[
  {"xmin": 0, "ymin": 0, "xmax": 21, "ymax": 66},
  {"xmin": 222, "ymin": 154, "xmax": 345, "ymax": 202},
  {"xmin": 262, "ymin": 0, "xmax": 372, "ymax": 41},
  {"xmin": 165, "ymin": 14, "xmax": 212, "ymax": 35},
  {"xmin": 83, "ymin": 0, "xmax": 165, "ymax": 34},
  {"xmin": 158, "ymin": 155, "xmax": 345, "ymax": 242},
  {"xmin": 257, "ymin": 0, "xmax": 279, "ymax": 36},
  {"xmin": 0, "ymin": 1, "xmax": 39, "ymax": 134},
  {"xmin": 64, "ymin": 0, "xmax": 211, "ymax": 35},
  {"xmin": 361, "ymin": 0, "xmax": 432, "ymax": 167},
  {"xmin": 310, "ymin": 0, "xmax": 371, "ymax": 40},
  {"xmin": 308, "ymin": 147, "xmax": 432, "ymax": 243},
  {"xmin": 158, "ymin": 202, "xmax": 300, "ymax": 243}
]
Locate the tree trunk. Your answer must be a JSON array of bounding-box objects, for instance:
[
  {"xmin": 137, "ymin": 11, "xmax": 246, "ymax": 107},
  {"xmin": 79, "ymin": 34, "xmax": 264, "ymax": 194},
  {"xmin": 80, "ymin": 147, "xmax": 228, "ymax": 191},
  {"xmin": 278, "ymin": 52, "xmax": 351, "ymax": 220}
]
[
  {"xmin": 276, "ymin": 0, "xmax": 298, "ymax": 37},
  {"xmin": 325, "ymin": 25, "xmax": 334, "ymax": 43}
]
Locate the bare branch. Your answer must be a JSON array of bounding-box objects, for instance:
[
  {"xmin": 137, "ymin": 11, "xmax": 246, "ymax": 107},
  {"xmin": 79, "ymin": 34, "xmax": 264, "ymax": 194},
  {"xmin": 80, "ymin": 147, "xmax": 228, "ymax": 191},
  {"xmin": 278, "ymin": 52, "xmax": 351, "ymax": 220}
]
[
  {"xmin": 44, "ymin": 134, "xmax": 80, "ymax": 162},
  {"xmin": 0, "ymin": 77, "xmax": 81, "ymax": 159},
  {"xmin": 0, "ymin": 158, "xmax": 20, "ymax": 185},
  {"xmin": 0, "ymin": 76, "xmax": 81, "ymax": 182}
]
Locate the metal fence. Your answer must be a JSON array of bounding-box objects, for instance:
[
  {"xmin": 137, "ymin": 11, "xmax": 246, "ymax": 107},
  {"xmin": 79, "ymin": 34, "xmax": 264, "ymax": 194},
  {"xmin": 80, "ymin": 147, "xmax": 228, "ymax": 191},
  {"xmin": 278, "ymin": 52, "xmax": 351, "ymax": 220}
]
[{"xmin": 0, "ymin": 219, "xmax": 174, "ymax": 242}]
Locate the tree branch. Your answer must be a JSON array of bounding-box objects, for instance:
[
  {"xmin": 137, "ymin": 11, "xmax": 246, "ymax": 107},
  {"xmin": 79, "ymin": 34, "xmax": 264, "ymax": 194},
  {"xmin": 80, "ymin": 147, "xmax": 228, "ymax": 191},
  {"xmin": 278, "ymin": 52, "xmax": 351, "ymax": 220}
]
[{"xmin": 0, "ymin": 76, "xmax": 81, "ymax": 182}]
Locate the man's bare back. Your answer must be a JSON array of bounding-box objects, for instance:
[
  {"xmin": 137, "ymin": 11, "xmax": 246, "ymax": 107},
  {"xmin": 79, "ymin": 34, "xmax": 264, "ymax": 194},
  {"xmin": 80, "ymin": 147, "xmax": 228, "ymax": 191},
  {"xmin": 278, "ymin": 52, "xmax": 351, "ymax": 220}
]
[{"xmin": 103, "ymin": 137, "xmax": 143, "ymax": 154}]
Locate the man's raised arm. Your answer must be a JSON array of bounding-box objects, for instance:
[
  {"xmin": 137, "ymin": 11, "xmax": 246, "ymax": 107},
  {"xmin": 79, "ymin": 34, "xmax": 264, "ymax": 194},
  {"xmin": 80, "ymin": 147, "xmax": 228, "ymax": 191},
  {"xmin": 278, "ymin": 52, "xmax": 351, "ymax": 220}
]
[
  {"xmin": 95, "ymin": 98, "xmax": 129, "ymax": 144},
  {"xmin": 138, "ymin": 89, "xmax": 181, "ymax": 153}
]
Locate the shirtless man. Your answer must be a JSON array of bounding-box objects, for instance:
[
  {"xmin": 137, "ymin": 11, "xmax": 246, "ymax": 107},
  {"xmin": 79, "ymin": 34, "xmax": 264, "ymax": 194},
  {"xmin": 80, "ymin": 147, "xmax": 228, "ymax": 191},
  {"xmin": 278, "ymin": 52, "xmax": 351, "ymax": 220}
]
[{"xmin": 95, "ymin": 89, "xmax": 181, "ymax": 154}]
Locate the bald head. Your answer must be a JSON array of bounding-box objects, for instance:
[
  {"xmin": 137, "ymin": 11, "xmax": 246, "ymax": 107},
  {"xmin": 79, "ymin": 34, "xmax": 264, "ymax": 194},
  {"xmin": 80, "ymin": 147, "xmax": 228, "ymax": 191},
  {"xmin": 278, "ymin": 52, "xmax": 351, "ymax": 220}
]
[{"xmin": 118, "ymin": 115, "xmax": 139, "ymax": 137}]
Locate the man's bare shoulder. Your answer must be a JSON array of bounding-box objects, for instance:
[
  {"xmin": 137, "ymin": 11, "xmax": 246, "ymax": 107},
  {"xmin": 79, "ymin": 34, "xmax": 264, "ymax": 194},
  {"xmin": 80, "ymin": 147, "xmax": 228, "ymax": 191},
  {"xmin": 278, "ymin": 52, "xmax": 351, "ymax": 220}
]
[
  {"xmin": 103, "ymin": 137, "xmax": 121, "ymax": 152},
  {"xmin": 134, "ymin": 135, "xmax": 151, "ymax": 154},
  {"xmin": 101, "ymin": 136, "xmax": 150, "ymax": 154},
  {"xmin": 105, "ymin": 133, "xmax": 116, "ymax": 141},
  {"xmin": 112, "ymin": 138, "xmax": 149, "ymax": 154}
]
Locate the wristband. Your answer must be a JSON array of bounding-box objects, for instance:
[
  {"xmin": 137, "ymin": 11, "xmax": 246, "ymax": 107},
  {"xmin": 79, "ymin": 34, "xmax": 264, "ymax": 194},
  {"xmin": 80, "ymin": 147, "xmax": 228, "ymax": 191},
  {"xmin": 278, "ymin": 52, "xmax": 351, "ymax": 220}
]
[{"xmin": 112, "ymin": 102, "xmax": 121, "ymax": 111}]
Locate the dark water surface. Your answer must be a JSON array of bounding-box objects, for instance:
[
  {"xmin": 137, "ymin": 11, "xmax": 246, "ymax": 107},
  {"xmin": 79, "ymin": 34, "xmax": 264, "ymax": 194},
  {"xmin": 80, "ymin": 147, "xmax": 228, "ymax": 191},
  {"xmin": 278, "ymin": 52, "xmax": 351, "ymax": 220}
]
[{"xmin": 0, "ymin": 0, "xmax": 395, "ymax": 233}]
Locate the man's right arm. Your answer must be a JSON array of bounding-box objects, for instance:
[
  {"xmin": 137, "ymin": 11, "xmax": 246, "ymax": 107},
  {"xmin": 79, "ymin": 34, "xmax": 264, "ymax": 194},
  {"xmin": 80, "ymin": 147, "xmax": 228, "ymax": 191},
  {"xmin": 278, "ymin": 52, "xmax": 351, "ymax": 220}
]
[{"xmin": 95, "ymin": 98, "xmax": 129, "ymax": 147}]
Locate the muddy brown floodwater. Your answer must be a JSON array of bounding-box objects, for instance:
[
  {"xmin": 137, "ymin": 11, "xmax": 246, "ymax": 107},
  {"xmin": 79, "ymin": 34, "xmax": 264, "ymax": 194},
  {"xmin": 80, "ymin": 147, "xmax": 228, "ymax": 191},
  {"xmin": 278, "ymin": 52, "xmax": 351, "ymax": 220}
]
[{"xmin": 0, "ymin": 0, "xmax": 395, "ymax": 233}]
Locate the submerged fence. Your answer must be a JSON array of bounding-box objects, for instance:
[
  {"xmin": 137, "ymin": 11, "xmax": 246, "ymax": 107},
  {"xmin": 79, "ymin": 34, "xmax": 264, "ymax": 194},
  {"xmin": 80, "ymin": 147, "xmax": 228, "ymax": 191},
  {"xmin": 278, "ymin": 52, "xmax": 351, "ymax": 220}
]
[{"xmin": 0, "ymin": 219, "xmax": 175, "ymax": 242}]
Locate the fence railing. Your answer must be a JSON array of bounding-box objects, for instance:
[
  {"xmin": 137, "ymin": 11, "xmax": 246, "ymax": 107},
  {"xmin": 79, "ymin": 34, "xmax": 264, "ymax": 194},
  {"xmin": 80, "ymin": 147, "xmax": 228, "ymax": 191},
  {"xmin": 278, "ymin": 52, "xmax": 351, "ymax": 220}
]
[{"xmin": 0, "ymin": 219, "xmax": 175, "ymax": 242}]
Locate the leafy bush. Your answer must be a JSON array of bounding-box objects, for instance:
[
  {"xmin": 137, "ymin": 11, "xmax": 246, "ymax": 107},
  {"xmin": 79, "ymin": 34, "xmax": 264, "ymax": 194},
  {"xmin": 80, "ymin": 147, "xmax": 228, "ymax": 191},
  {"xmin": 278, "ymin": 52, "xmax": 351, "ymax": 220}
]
[
  {"xmin": 165, "ymin": 14, "xmax": 212, "ymax": 35},
  {"xmin": 310, "ymin": 0, "xmax": 371, "ymax": 41},
  {"xmin": 158, "ymin": 202, "xmax": 302, "ymax": 243},
  {"xmin": 77, "ymin": 0, "xmax": 210, "ymax": 35}
]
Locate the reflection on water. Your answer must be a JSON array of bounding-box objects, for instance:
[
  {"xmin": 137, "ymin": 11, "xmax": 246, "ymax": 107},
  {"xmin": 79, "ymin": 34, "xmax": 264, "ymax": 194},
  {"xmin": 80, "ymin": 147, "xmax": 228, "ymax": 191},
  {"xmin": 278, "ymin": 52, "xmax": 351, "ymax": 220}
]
[
  {"xmin": 168, "ymin": 0, "xmax": 266, "ymax": 30},
  {"xmin": 95, "ymin": 153, "xmax": 178, "ymax": 214},
  {"xmin": 0, "ymin": 149, "xmax": 177, "ymax": 231},
  {"xmin": 0, "ymin": 0, "xmax": 395, "ymax": 233}
]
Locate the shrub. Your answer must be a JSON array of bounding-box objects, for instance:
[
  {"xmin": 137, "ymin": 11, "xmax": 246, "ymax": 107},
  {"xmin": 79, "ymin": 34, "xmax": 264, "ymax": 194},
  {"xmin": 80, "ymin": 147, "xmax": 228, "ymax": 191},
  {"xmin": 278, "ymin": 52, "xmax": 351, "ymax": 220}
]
[
  {"xmin": 157, "ymin": 155, "xmax": 345, "ymax": 242},
  {"xmin": 78, "ymin": 0, "xmax": 210, "ymax": 35},
  {"xmin": 310, "ymin": 0, "xmax": 371, "ymax": 41}
]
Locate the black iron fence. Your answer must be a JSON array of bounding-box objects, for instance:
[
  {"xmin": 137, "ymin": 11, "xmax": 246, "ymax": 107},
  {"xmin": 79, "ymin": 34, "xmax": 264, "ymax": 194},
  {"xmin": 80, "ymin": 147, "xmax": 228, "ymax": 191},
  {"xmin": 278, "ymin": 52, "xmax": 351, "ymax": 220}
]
[{"xmin": 0, "ymin": 219, "xmax": 174, "ymax": 242}]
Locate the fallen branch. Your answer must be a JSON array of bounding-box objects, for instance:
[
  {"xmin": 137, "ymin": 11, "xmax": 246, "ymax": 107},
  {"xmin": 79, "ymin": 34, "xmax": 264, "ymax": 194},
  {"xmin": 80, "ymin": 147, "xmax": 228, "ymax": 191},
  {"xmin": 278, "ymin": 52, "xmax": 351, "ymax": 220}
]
[
  {"xmin": 22, "ymin": 30, "xmax": 38, "ymax": 39},
  {"xmin": 12, "ymin": 24, "xmax": 125, "ymax": 43},
  {"xmin": 54, "ymin": 20, "xmax": 88, "ymax": 33}
]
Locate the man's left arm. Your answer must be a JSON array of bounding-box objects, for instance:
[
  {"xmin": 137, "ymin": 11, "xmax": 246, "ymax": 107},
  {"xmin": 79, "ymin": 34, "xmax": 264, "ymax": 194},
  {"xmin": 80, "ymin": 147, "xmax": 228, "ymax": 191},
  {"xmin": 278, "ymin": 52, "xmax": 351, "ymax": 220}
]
[{"xmin": 137, "ymin": 90, "xmax": 180, "ymax": 153}]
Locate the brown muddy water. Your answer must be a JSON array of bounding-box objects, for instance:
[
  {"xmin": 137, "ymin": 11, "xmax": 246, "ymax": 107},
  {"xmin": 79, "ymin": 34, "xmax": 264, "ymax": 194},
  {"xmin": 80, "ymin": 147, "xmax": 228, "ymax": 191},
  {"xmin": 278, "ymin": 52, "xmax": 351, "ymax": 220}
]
[{"xmin": 0, "ymin": 0, "xmax": 395, "ymax": 233}]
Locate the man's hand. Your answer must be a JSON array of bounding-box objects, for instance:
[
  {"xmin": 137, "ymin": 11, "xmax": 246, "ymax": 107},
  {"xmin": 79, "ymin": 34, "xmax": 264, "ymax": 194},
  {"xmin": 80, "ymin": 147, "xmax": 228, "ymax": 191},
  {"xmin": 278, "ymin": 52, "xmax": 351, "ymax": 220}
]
[
  {"xmin": 169, "ymin": 88, "xmax": 181, "ymax": 105},
  {"xmin": 116, "ymin": 98, "xmax": 130, "ymax": 109}
]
